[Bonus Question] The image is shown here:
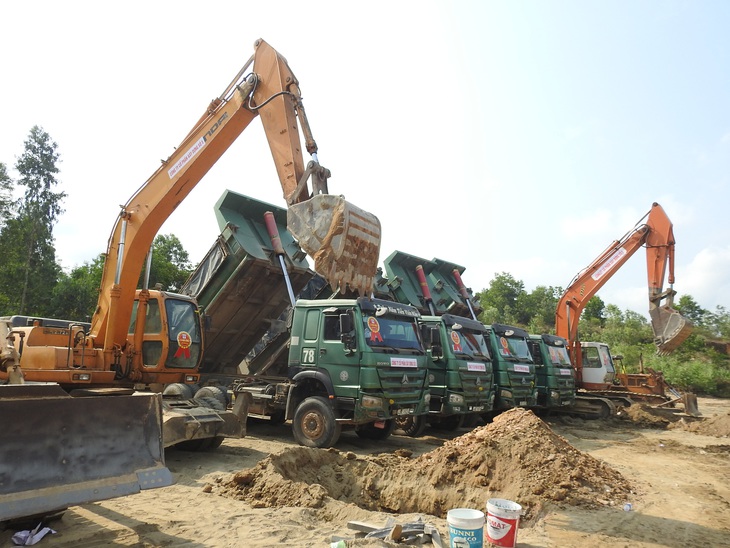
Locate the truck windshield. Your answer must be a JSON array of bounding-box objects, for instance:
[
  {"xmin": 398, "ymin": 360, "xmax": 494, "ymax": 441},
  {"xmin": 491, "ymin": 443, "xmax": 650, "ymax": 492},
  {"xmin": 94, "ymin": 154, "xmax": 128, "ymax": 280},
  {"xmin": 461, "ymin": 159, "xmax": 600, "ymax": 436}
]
[
  {"xmin": 363, "ymin": 314, "xmax": 422, "ymax": 351},
  {"xmin": 548, "ymin": 344, "xmax": 572, "ymax": 366},
  {"xmin": 449, "ymin": 328, "xmax": 491, "ymax": 359},
  {"xmin": 495, "ymin": 335, "xmax": 533, "ymax": 362}
]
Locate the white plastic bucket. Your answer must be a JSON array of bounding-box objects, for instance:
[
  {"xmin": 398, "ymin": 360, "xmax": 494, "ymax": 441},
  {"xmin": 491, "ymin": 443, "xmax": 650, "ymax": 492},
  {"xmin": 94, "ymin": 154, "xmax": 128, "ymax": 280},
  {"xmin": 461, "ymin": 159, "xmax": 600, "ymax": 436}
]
[
  {"xmin": 486, "ymin": 498, "xmax": 522, "ymax": 547},
  {"xmin": 447, "ymin": 508, "xmax": 484, "ymax": 548}
]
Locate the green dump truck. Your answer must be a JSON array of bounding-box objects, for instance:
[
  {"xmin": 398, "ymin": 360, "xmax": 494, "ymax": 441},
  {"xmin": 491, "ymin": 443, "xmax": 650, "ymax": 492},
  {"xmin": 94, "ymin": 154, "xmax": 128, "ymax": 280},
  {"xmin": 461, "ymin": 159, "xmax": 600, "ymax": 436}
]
[
  {"xmin": 380, "ymin": 250, "xmax": 494, "ymax": 435},
  {"xmin": 526, "ymin": 333, "xmax": 577, "ymax": 410},
  {"xmin": 483, "ymin": 323, "xmax": 537, "ymax": 412},
  {"xmin": 181, "ymin": 191, "xmax": 430, "ymax": 448}
]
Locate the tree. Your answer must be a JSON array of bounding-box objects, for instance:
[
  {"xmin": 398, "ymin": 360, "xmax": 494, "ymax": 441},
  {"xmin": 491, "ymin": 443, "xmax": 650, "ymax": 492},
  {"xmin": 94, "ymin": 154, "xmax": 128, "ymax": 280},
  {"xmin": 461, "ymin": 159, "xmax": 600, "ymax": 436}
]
[
  {"xmin": 143, "ymin": 234, "xmax": 193, "ymax": 292},
  {"xmin": 0, "ymin": 161, "xmax": 14, "ymax": 227},
  {"xmin": 478, "ymin": 272, "xmax": 525, "ymax": 325},
  {"xmin": 517, "ymin": 285, "xmax": 561, "ymax": 331},
  {"xmin": 50, "ymin": 254, "xmax": 105, "ymax": 321},
  {"xmin": 583, "ymin": 295, "xmax": 606, "ymax": 324},
  {"xmin": 676, "ymin": 294, "xmax": 708, "ymax": 327},
  {"xmin": 0, "ymin": 127, "xmax": 66, "ymax": 316}
]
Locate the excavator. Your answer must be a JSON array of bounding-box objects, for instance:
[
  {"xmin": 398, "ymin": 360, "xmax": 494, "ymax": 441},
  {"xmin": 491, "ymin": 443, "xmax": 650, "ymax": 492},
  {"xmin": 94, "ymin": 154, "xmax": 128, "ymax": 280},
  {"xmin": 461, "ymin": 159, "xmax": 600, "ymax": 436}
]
[
  {"xmin": 0, "ymin": 39, "xmax": 381, "ymax": 521},
  {"xmin": 555, "ymin": 202, "xmax": 698, "ymax": 415}
]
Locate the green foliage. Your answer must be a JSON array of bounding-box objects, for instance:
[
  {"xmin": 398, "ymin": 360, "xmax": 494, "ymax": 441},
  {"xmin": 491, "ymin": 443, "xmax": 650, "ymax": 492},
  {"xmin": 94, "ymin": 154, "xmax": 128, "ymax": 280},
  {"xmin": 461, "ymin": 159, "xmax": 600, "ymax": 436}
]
[
  {"xmin": 676, "ymin": 294, "xmax": 709, "ymax": 327},
  {"xmin": 143, "ymin": 234, "xmax": 193, "ymax": 292},
  {"xmin": 516, "ymin": 285, "xmax": 560, "ymax": 333},
  {"xmin": 478, "ymin": 272, "xmax": 524, "ymax": 325},
  {"xmin": 50, "ymin": 255, "xmax": 105, "ymax": 321},
  {"xmin": 0, "ymin": 162, "xmax": 14, "ymax": 226},
  {"xmin": 0, "ymin": 127, "xmax": 65, "ymax": 316},
  {"xmin": 583, "ymin": 296, "xmax": 606, "ymax": 323}
]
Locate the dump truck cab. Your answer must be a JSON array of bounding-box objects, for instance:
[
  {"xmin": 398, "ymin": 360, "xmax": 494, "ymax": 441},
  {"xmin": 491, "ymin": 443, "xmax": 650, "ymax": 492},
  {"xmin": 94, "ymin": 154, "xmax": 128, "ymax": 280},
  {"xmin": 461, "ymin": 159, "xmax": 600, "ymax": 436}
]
[
  {"xmin": 418, "ymin": 314, "xmax": 495, "ymax": 428},
  {"xmin": 527, "ymin": 333, "xmax": 576, "ymax": 409},
  {"xmin": 286, "ymin": 297, "xmax": 429, "ymax": 431},
  {"xmin": 484, "ymin": 323, "xmax": 537, "ymax": 411}
]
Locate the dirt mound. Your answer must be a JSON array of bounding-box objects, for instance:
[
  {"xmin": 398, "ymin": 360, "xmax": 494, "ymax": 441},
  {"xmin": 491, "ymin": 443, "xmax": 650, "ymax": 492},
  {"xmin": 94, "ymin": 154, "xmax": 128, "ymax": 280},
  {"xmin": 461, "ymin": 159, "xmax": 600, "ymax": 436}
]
[
  {"xmin": 215, "ymin": 409, "xmax": 633, "ymax": 520},
  {"xmin": 617, "ymin": 403, "xmax": 677, "ymax": 428},
  {"xmin": 672, "ymin": 411, "xmax": 730, "ymax": 437}
]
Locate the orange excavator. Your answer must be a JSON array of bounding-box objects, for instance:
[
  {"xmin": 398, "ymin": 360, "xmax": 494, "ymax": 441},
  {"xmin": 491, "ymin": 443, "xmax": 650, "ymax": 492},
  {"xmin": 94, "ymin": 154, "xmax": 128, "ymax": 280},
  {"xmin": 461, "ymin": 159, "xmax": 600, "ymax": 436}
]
[
  {"xmin": 555, "ymin": 202, "xmax": 697, "ymax": 414},
  {"xmin": 0, "ymin": 39, "xmax": 381, "ymax": 520}
]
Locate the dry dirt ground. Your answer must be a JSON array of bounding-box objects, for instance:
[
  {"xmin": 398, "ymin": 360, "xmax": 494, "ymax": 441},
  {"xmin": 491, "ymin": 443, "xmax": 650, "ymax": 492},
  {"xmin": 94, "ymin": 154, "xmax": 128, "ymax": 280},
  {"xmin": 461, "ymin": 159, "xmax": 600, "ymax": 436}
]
[{"xmin": 2, "ymin": 397, "xmax": 729, "ymax": 547}]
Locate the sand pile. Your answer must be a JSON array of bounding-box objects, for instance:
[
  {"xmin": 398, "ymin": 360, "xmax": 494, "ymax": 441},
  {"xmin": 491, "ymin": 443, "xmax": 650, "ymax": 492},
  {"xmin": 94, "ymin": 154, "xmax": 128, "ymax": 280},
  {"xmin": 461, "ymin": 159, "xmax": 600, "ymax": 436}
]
[
  {"xmin": 214, "ymin": 409, "xmax": 633, "ymax": 520},
  {"xmin": 617, "ymin": 403, "xmax": 678, "ymax": 427},
  {"xmin": 673, "ymin": 411, "xmax": 730, "ymax": 438}
]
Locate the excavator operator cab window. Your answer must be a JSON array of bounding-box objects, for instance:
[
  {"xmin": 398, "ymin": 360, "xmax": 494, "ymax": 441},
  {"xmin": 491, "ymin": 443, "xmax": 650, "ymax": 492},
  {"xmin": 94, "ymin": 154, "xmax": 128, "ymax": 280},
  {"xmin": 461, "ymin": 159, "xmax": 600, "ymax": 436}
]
[
  {"xmin": 164, "ymin": 299, "xmax": 201, "ymax": 369},
  {"xmin": 582, "ymin": 346, "xmax": 603, "ymax": 369}
]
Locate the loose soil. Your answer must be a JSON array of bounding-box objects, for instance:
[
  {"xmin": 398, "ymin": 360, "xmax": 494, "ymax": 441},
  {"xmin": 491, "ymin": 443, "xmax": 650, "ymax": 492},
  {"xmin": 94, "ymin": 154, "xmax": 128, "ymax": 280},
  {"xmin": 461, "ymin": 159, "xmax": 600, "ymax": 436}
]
[{"xmin": 1, "ymin": 397, "xmax": 729, "ymax": 547}]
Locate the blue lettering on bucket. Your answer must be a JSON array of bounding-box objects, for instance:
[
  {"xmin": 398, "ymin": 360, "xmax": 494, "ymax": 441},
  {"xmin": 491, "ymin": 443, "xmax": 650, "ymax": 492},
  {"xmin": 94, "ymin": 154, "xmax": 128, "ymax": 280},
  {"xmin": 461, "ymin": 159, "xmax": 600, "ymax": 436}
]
[{"xmin": 448, "ymin": 525, "xmax": 484, "ymax": 547}]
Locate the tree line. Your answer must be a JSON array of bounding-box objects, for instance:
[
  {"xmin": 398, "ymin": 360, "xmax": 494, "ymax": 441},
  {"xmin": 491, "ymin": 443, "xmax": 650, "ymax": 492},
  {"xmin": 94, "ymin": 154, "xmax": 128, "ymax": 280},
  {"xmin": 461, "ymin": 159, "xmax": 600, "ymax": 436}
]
[
  {"xmin": 2, "ymin": 128, "xmax": 728, "ymax": 395},
  {"xmin": 0, "ymin": 127, "xmax": 192, "ymax": 321}
]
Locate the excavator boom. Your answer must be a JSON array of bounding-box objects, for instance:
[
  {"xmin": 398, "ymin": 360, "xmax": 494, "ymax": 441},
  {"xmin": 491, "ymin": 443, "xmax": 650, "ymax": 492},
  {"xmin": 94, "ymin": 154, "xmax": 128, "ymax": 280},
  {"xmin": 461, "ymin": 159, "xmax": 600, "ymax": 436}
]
[
  {"xmin": 556, "ymin": 203, "xmax": 692, "ymax": 370},
  {"xmin": 91, "ymin": 38, "xmax": 380, "ymax": 352}
]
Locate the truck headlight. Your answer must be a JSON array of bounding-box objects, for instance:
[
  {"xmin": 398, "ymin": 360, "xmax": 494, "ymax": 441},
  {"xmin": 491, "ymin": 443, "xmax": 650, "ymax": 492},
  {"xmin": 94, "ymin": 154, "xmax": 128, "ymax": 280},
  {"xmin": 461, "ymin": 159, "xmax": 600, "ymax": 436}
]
[
  {"xmin": 550, "ymin": 390, "xmax": 560, "ymax": 400},
  {"xmin": 448, "ymin": 393, "xmax": 465, "ymax": 405},
  {"xmin": 362, "ymin": 395, "xmax": 384, "ymax": 409},
  {"xmin": 500, "ymin": 389, "xmax": 512, "ymax": 399}
]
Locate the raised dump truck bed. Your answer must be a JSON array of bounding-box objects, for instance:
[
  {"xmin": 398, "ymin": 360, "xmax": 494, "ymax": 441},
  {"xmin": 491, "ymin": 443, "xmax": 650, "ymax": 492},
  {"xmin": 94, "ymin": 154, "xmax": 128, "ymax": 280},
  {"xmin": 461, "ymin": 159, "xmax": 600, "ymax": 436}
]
[{"xmin": 182, "ymin": 190, "xmax": 314, "ymax": 376}]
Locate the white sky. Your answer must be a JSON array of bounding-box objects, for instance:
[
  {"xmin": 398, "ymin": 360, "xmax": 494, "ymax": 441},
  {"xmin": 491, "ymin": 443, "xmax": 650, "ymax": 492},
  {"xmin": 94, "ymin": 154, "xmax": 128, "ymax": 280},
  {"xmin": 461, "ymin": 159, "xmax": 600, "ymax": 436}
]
[{"xmin": 2, "ymin": 1, "xmax": 729, "ymax": 318}]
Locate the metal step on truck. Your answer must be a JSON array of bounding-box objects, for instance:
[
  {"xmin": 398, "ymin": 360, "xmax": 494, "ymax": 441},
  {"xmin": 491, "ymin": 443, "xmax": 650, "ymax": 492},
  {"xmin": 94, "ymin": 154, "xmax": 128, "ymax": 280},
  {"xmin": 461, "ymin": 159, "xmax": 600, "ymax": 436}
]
[{"xmin": 181, "ymin": 190, "xmax": 431, "ymax": 448}]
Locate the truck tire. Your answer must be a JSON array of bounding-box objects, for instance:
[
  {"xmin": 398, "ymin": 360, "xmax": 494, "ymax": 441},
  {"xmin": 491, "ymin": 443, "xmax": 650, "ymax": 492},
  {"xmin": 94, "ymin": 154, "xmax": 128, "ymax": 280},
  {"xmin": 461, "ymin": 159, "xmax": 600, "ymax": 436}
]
[
  {"xmin": 394, "ymin": 415, "xmax": 427, "ymax": 437},
  {"xmin": 292, "ymin": 396, "xmax": 341, "ymax": 448},
  {"xmin": 163, "ymin": 382, "xmax": 196, "ymax": 399},
  {"xmin": 194, "ymin": 386, "xmax": 228, "ymax": 409},
  {"xmin": 356, "ymin": 419, "xmax": 395, "ymax": 440}
]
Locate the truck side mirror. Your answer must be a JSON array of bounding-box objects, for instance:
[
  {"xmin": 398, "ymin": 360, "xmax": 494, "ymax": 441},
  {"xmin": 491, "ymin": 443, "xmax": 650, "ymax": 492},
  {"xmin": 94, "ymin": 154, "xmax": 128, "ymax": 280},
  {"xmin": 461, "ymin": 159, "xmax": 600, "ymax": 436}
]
[
  {"xmin": 339, "ymin": 313, "xmax": 355, "ymax": 351},
  {"xmin": 428, "ymin": 327, "xmax": 443, "ymax": 360}
]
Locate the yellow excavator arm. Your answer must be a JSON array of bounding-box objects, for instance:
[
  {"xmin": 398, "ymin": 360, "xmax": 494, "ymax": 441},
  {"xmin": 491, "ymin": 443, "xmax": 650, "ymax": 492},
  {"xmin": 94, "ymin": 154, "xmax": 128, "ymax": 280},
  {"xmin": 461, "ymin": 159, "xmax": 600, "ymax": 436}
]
[{"xmin": 90, "ymin": 39, "xmax": 381, "ymax": 353}]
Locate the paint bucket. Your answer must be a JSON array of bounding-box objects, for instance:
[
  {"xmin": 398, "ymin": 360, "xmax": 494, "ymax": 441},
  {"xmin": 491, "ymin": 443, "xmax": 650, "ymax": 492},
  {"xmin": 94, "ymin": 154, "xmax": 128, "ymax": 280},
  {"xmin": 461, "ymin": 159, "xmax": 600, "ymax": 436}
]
[
  {"xmin": 447, "ymin": 508, "xmax": 484, "ymax": 548},
  {"xmin": 485, "ymin": 498, "xmax": 521, "ymax": 547}
]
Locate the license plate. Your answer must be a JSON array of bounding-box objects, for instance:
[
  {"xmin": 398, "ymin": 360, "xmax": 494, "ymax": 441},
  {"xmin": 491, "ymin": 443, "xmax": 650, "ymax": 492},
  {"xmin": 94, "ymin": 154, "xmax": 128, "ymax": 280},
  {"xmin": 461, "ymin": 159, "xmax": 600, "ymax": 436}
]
[
  {"xmin": 393, "ymin": 407, "xmax": 415, "ymax": 416},
  {"xmin": 519, "ymin": 400, "xmax": 527, "ymax": 406},
  {"xmin": 470, "ymin": 405, "xmax": 485, "ymax": 412}
]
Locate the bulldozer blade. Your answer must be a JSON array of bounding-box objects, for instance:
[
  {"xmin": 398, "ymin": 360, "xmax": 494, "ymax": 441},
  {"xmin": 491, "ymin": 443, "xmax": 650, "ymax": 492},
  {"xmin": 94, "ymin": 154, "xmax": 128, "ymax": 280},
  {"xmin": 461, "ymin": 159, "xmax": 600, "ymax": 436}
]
[
  {"xmin": 0, "ymin": 384, "xmax": 172, "ymax": 522},
  {"xmin": 682, "ymin": 392, "xmax": 701, "ymax": 417},
  {"xmin": 650, "ymin": 306, "xmax": 693, "ymax": 355},
  {"xmin": 287, "ymin": 194, "xmax": 381, "ymax": 295}
]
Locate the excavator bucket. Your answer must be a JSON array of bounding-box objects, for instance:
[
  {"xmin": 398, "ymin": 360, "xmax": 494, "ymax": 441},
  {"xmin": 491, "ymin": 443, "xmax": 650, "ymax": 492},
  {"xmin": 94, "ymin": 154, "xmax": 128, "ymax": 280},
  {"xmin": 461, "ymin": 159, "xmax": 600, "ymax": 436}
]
[
  {"xmin": 649, "ymin": 306, "xmax": 693, "ymax": 355},
  {"xmin": 0, "ymin": 384, "xmax": 172, "ymax": 522},
  {"xmin": 287, "ymin": 194, "xmax": 381, "ymax": 296}
]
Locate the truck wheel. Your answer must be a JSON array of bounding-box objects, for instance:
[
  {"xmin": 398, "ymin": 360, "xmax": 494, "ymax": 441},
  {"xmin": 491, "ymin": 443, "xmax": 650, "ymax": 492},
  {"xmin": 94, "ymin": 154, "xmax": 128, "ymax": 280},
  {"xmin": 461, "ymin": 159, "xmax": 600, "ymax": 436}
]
[
  {"xmin": 356, "ymin": 419, "xmax": 395, "ymax": 440},
  {"xmin": 194, "ymin": 386, "xmax": 228, "ymax": 409},
  {"xmin": 292, "ymin": 396, "xmax": 341, "ymax": 448},
  {"xmin": 163, "ymin": 383, "xmax": 195, "ymax": 399},
  {"xmin": 394, "ymin": 415, "xmax": 427, "ymax": 437}
]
